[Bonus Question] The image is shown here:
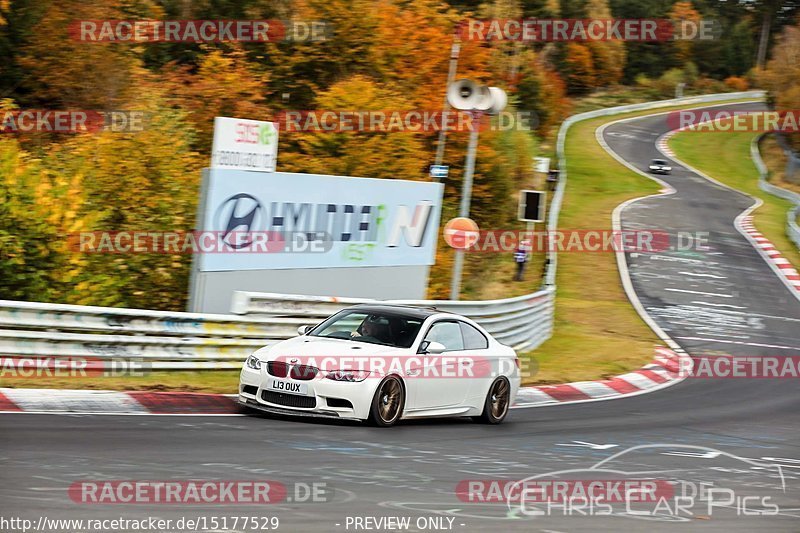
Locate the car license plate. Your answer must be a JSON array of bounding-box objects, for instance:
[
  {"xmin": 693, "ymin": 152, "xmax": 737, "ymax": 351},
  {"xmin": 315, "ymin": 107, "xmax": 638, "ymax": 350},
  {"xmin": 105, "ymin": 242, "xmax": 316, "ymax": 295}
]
[{"xmin": 268, "ymin": 379, "xmax": 308, "ymax": 395}]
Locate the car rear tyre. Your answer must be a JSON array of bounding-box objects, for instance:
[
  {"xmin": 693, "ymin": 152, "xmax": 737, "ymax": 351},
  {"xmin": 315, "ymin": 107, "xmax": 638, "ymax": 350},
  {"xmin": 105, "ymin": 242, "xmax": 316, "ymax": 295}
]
[
  {"xmin": 474, "ymin": 377, "xmax": 510, "ymax": 424},
  {"xmin": 368, "ymin": 375, "xmax": 405, "ymax": 427}
]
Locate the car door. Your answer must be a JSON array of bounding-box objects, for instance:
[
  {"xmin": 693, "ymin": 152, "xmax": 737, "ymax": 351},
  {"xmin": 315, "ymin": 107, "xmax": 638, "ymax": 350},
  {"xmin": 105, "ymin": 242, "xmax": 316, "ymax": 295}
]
[
  {"xmin": 410, "ymin": 320, "xmax": 473, "ymax": 410},
  {"xmin": 457, "ymin": 321, "xmax": 494, "ymax": 404}
]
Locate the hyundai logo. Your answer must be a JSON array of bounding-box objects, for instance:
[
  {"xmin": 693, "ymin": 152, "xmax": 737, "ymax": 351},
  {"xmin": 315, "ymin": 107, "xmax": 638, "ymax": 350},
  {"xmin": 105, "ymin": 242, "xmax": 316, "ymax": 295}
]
[{"xmin": 215, "ymin": 193, "xmax": 262, "ymax": 249}]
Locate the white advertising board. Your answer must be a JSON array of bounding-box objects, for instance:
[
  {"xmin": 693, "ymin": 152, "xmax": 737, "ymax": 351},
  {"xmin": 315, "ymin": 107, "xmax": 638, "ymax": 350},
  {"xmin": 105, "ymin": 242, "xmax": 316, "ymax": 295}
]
[
  {"xmin": 197, "ymin": 169, "xmax": 444, "ymax": 272},
  {"xmin": 211, "ymin": 117, "xmax": 278, "ymax": 172}
]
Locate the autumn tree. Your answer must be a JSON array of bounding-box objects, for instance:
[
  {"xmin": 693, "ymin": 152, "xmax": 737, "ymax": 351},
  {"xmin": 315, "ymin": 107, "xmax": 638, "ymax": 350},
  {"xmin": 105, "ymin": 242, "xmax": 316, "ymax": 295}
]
[
  {"xmin": 564, "ymin": 42, "xmax": 597, "ymax": 93},
  {"xmin": 668, "ymin": 1, "xmax": 700, "ymax": 65},
  {"xmin": 16, "ymin": 0, "xmax": 153, "ymax": 109},
  {"xmin": 585, "ymin": 0, "xmax": 626, "ymax": 86},
  {"xmin": 1, "ymin": 0, "xmax": 552, "ymax": 307},
  {"xmin": 762, "ymin": 22, "xmax": 800, "ymax": 149},
  {"xmin": 161, "ymin": 47, "xmax": 270, "ymax": 151},
  {"xmin": 0, "ymin": 136, "xmax": 68, "ymax": 301},
  {"xmin": 515, "ymin": 52, "xmax": 569, "ymax": 135},
  {"xmin": 277, "ymin": 75, "xmax": 430, "ymax": 181}
]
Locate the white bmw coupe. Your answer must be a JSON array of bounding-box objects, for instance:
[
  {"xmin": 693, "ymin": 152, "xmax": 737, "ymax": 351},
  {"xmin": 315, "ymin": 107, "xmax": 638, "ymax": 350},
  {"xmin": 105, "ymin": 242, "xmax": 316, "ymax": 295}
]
[{"xmin": 239, "ymin": 304, "xmax": 520, "ymax": 426}]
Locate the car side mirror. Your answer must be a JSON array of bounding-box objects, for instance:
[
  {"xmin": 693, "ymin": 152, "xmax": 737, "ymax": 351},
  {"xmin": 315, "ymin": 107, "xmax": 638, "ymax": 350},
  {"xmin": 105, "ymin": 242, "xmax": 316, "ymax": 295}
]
[
  {"xmin": 423, "ymin": 341, "xmax": 446, "ymax": 355},
  {"xmin": 297, "ymin": 325, "xmax": 313, "ymax": 336}
]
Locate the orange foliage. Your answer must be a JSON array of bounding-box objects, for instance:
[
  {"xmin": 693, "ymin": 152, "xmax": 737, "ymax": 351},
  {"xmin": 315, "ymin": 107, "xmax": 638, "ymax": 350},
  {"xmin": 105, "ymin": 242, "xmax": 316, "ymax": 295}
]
[
  {"xmin": 160, "ymin": 48, "xmax": 269, "ymax": 150},
  {"xmin": 564, "ymin": 43, "xmax": 596, "ymax": 94},
  {"xmin": 724, "ymin": 76, "xmax": 749, "ymax": 91},
  {"xmin": 17, "ymin": 0, "xmax": 148, "ymax": 108},
  {"xmin": 669, "ymin": 1, "xmax": 701, "ymax": 63}
]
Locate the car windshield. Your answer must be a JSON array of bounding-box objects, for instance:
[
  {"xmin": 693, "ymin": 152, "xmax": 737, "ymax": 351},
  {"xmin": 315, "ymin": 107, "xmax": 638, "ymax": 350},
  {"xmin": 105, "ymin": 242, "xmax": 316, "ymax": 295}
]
[
  {"xmin": 652, "ymin": 159, "xmax": 667, "ymax": 165},
  {"xmin": 310, "ymin": 310, "xmax": 424, "ymax": 348}
]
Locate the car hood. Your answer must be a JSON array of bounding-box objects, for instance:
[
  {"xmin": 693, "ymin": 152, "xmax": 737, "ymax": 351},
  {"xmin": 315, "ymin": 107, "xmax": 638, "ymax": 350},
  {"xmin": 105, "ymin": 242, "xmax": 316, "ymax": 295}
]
[{"xmin": 254, "ymin": 336, "xmax": 409, "ymax": 366}]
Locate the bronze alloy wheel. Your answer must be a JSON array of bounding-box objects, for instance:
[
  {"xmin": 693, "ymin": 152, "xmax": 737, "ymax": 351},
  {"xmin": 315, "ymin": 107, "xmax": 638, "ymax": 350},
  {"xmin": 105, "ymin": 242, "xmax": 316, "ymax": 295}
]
[
  {"xmin": 369, "ymin": 376, "xmax": 405, "ymax": 427},
  {"xmin": 475, "ymin": 377, "xmax": 510, "ymax": 424}
]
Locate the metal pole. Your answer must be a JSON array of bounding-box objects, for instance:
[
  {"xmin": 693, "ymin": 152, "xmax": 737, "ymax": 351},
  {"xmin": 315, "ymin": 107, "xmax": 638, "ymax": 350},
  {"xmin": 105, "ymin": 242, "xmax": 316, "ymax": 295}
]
[
  {"xmin": 450, "ymin": 124, "xmax": 480, "ymax": 300},
  {"xmin": 434, "ymin": 38, "xmax": 461, "ymax": 168}
]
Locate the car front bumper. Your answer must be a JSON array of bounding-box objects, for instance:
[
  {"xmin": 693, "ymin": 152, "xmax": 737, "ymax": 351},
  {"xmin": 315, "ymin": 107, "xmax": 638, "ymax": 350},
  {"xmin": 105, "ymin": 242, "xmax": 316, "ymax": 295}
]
[
  {"xmin": 238, "ymin": 396, "xmax": 362, "ymax": 421},
  {"xmin": 239, "ymin": 365, "xmax": 377, "ymax": 420}
]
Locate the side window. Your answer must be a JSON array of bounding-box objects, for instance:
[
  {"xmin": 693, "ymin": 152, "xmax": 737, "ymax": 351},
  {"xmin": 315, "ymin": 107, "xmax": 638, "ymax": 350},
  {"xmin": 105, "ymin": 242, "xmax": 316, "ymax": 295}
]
[
  {"xmin": 424, "ymin": 321, "xmax": 464, "ymax": 351},
  {"xmin": 460, "ymin": 322, "xmax": 489, "ymax": 350}
]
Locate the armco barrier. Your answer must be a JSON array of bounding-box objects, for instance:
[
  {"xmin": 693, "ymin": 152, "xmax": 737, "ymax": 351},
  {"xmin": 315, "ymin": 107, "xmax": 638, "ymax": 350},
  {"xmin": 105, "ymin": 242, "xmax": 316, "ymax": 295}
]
[
  {"xmin": 0, "ymin": 91, "xmax": 764, "ymax": 373},
  {"xmin": 0, "ymin": 287, "xmax": 554, "ymax": 371},
  {"xmin": 753, "ymin": 134, "xmax": 800, "ymax": 251},
  {"xmin": 0, "ymin": 299, "xmax": 300, "ymax": 371},
  {"xmin": 230, "ymin": 288, "xmax": 555, "ymax": 350}
]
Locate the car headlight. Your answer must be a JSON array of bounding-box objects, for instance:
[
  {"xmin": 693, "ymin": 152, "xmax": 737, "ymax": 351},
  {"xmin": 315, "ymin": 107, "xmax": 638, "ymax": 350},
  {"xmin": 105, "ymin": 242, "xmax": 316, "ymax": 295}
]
[
  {"xmin": 325, "ymin": 369, "xmax": 370, "ymax": 382},
  {"xmin": 245, "ymin": 355, "xmax": 262, "ymax": 370}
]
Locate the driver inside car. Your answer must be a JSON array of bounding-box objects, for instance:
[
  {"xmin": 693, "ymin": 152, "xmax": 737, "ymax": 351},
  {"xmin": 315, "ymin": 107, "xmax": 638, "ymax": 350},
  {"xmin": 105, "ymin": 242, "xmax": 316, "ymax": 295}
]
[{"xmin": 351, "ymin": 316, "xmax": 391, "ymax": 343}]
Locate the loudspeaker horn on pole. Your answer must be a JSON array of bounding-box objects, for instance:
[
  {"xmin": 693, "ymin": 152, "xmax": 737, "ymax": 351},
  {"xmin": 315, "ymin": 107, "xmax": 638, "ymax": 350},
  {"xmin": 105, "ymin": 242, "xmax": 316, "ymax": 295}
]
[
  {"xmin": 473, "ymin": 85, "xmax": 495, "ymax": 111},
  {"xmin": 483, "ymin": 87, "xmax": 508, "ymax": 116},
  {"xmin": 447, "ymin": 79, "xmax": 483, "ymax": 111},
  {"xmin": 446, "ymin": 81, "xmax": 508, "ymax": 115}
]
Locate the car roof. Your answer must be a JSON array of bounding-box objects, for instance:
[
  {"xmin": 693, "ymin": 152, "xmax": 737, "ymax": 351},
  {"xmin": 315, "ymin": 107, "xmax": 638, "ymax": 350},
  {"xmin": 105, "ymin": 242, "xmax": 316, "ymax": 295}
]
[{"xmin": 345, "ymin": 303, "xmax": 441, "ymax": 319}]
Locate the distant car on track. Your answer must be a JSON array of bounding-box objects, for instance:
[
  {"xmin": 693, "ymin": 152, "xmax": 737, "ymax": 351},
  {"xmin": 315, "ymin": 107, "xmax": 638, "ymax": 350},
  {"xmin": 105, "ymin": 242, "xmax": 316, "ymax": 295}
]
[
  {"xmin": 239, "ymin": 304, "xmax": 520, "ymax": 426},
  {"xmin": 648, "ymin": 158, "xmax": 672, "ymax": 174}
]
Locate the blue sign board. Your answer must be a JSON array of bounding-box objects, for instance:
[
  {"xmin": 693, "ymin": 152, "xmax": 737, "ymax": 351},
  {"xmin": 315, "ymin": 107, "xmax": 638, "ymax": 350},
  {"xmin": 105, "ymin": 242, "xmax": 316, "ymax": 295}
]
[{"xmin": 429, "ymin": 165, "xmax": 449, "ymax": 179}]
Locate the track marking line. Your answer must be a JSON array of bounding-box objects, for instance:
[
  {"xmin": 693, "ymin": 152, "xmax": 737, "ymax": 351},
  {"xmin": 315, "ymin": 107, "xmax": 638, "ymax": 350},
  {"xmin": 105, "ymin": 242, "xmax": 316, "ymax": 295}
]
[
  {"xmin": 691, "ymin": 301, "xmax": 746, "ymax": 309},
  {"xmin": 664, "ymin": 288, "xmax": 733, "ymax": 298},
  {"xmin": 678, "ymin": 272, "xmax": 727, "ymax": 279}
]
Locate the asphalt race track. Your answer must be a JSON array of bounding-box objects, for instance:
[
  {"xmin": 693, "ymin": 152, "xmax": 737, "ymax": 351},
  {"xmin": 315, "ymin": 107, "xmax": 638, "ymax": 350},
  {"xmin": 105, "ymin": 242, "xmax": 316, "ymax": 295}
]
[{"xmin": 2, "ymin": 103, "xmax": 800, "ymax": 532}]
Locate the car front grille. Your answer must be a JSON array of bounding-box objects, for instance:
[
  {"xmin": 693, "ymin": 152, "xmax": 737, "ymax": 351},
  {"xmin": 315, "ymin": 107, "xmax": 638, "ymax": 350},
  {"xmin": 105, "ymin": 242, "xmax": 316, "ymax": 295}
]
[
  {"xmin": 261, "ymin": 390, "xmax": 316, "ymax": 409},
  {"xmin": 267, "ymin": 361, "xmax": 318, "ymax": 381}
]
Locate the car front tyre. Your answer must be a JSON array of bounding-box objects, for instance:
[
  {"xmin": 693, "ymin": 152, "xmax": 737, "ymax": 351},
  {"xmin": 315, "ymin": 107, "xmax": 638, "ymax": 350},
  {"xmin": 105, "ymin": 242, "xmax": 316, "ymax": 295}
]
[
  {"xmin": 474, "ymin": 377, "xmax": 511, "ymax": 424},
  {"xmin": 368, "ymin": 375, "xmax": 405, "ymax": 427}
]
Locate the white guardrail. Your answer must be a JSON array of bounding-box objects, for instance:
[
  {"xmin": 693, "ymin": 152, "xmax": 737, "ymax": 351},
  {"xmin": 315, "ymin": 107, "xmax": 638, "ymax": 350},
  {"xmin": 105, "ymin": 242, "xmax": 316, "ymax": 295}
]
[
  {"xmin": 0, "ymin": 300, "xmax": 308, "ymax": 370},
  {"xmin": 0, "ymin": 288, "xmax": 554, "ymax": 371},
  {"xmin": 0, "ymin": 91, "xmax": 762, "ymax": 372},
  {"xmin": 752, "ymin": 134, "xmax": 800, "ymax": 251},
  {"xmin": 229, "ymin": 288, "xmax": 555, "ymax": 350}
]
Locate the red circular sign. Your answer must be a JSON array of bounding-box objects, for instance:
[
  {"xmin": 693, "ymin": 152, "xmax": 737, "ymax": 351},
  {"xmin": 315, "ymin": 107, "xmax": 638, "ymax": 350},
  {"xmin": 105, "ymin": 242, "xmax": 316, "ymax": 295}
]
[{"xmin": 443, "ymin": 217, "xmax": 480, "ymax": 249}]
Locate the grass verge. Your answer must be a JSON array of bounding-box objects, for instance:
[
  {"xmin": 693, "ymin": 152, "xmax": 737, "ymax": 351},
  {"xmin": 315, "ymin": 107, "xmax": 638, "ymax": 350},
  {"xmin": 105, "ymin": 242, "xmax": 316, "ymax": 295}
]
[
  {"xmin": 520, "ymin": 116, "xmax": 660, "ymax": 385},
  {"xmin": 668, "ymin": 131, "xmax": 800, "ymax": 271}
]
